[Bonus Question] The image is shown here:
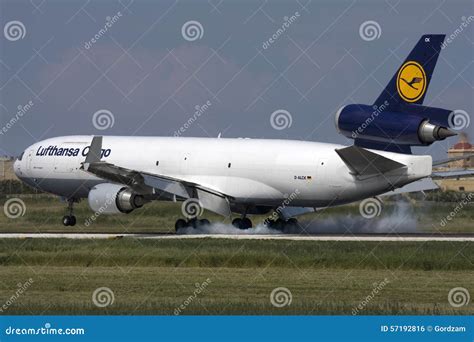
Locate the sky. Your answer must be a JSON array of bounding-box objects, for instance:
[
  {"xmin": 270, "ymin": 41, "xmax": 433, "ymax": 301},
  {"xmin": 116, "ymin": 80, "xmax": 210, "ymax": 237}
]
[{"xmin": 0, "ymin": 0, "xmax": 473, "ymax": 159}]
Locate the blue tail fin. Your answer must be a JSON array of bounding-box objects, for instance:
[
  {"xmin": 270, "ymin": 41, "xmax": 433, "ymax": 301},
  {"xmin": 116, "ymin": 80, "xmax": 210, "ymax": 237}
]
[{"xmin": 374, "ymin": 34, "xmax": 445, "ymax": 108}]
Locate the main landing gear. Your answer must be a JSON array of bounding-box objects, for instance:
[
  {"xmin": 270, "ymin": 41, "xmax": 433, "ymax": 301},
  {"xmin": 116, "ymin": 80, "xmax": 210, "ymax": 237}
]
[
  {"xmin": 231, "ymin": 217, "xmax": 252, "ymax": 229},
  {"xmin": 265, "ymin": 217, "xmax": 298, "ymax": 231},
  {"xmin": 174, "ymin": 218, "xmax": 210, "ymax": 231},
  {"xmin": 62, "ymin": 199, "xmax": 77, "ymax": 226}
]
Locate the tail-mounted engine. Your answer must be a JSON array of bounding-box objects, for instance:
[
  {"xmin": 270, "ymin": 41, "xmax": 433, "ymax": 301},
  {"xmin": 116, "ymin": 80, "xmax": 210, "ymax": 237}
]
[{"xmin": 335, "ymin": 104, "xmax": 456, "ymax": 147}]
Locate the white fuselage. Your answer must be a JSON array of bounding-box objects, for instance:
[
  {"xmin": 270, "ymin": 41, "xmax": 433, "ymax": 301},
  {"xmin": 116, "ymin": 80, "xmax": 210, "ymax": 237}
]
[{"xmin": 14, "ymin": 135, "xmax": 432, "ymax": 209}]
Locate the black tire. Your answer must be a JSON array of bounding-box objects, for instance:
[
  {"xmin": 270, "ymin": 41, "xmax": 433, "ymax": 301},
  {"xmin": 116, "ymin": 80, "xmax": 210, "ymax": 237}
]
[
  {"xmin": 200, "ymin": 219, "xmax": 210, "ymax": 226},
  {"xmin": 188, "ymin": 218, "xmax": 198, "ymax": 229},
  {"xmin": 232, "ymin": 218, "xmax": 243, "ymax": 229},
  {"xmin": 275, "ymin": 218, "xmax": 286, "ymax": 231},
  {"xmin": 62, "ymin": 216, "xmax": 70, "ymax": 226},
  {"xmin": 242, "ymin": 217, "xmax": 252, "ymax": 229},
  {"xmin": 69, "ymin": 216, "xmax": 77, "ymax": 226},
  {"xmin": 265, "ymin": 219, "xmax": 275, "ymax": 228},
  {"xmin": 175, "ymin": 219, "xmax": 187, "ymax": 231}
]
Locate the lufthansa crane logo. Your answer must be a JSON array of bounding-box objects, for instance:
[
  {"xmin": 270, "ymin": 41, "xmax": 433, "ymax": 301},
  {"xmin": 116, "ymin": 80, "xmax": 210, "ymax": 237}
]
[{"xmin": 396, "ymin": 61, "xmax": 426, "ymax": 102}]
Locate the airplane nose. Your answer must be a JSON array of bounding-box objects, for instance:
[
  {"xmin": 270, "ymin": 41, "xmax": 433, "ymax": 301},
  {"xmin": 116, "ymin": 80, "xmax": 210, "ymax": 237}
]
[{"xmin": 13, "ymin": 158, "xmax": 22, "ymax": 178}]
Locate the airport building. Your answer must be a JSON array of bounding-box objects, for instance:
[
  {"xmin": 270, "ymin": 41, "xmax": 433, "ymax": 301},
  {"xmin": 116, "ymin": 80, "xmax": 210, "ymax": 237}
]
[
  {"xmin": 0, "ymin": 157, "xmax": 16, "ymax": 181},
  {"xmin": 435, "ymin": 133, "xmax": 474, "ymax": 192}
]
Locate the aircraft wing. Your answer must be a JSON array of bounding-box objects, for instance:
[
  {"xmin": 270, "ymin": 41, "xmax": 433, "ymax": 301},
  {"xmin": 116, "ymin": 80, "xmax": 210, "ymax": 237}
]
[{"xmin": 81, "ymin": 136, "xmax": 232, "ymax": 217}]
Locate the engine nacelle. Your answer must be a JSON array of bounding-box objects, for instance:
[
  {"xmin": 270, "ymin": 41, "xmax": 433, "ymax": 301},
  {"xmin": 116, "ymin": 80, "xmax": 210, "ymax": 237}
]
[
  {"xmin": 335, "ymin": 104, "xmax": 455, "ymax": 146},
  {"xmin": 88, "ymin": 183, "xmax": 145, "ymax": 214}
]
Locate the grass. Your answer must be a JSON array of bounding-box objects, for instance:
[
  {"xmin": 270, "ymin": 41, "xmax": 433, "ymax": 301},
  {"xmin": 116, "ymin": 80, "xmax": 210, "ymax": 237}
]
[
  {"xmin": 0, "ymin": 239, "xmax": 472, "ymax": 315},
  {"xmin": 1, "ymin": 197, "xmax": 473, "ymax": 233}
]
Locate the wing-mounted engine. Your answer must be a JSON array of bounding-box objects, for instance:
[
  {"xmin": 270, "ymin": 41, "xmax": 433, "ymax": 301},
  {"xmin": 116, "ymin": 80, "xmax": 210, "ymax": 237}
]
[{"xmin": 88, "ymin": 183, "xmax": 146, "ymax": 214}]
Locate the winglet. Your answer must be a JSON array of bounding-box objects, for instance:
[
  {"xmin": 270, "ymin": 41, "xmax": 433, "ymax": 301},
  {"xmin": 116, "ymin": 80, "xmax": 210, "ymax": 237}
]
[{"xmin": 82, "ymin": 136, "xmax": 103, "ymax": 170}]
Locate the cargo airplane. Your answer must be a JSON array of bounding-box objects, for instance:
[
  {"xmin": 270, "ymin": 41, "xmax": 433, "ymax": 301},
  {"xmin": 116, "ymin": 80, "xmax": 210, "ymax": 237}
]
[{"xmin": 13, "ymin": 34, "xmax": 471, "ymax": 229}]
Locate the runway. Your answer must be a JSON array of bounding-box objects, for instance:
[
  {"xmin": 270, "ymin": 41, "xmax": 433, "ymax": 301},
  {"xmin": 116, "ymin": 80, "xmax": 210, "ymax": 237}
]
[{"xmin": 0, "ymin": 233, "xmax": 473, "ymax": 242}]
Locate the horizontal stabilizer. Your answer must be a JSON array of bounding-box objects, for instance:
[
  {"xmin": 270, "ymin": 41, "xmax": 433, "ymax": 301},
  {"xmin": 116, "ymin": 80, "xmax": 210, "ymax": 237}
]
[
  {"xmin": 432, "ymin": 154, "xmax": 474, "ymax": 167},
  {"xmin": 380, "ymin": 178, "xmax": 439, "ymax": 196},
  {"xmin": 431, "ymin": 169, "xmax": 474, "ymax": 179},
  {"xmin": 336, "ymin": 146, "xmax": 406, "ymax": 176}
]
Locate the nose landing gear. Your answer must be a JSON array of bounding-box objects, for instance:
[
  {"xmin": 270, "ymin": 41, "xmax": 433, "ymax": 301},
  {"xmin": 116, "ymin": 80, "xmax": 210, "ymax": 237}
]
[{"xmin": 62, "ymin": 199, "xmax": 77, "ymax": 226}]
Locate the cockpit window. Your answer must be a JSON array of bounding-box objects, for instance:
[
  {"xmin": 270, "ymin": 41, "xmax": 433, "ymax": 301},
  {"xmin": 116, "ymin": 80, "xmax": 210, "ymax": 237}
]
[{"xmin": 18, "ymin": 152, "xmax": 24, "ymax": 161}]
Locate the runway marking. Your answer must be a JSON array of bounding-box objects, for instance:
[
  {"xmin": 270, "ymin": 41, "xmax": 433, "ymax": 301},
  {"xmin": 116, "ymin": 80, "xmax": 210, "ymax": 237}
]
[{"xmin": 0, "ymin": 233, "xmax": 473, "ymax": 242}]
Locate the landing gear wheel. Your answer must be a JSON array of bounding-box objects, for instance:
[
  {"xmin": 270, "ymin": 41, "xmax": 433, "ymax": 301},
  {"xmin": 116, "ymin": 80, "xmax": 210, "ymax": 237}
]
[
  {"xmin": 188, "ymin": 218, "xmax": 199, "ymax": 229},
  {"xmin": 274, "ymin": 218, "xmax": 286, "ymax": 231},
  {"xmin": 199, "ymin": 219, "xmax": 210, "ymax": 226},
  {"xmin": 175, "ymin": 219, "xmax": 187, "ymax": 231},
  {"xmin": 242, "ymin": 217, "xmax": 252, "ymax": 229},
  {"xmin": 232, "ymin": 218, "xmax": 243, "ymax": 229},
  {"xmin": 62, "ymin": 215, "xmax": 76, "ymax": 226}
]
